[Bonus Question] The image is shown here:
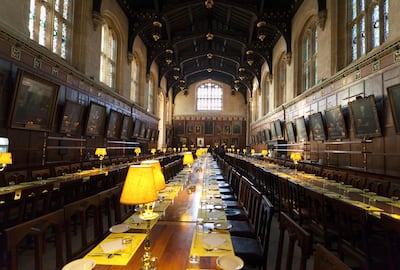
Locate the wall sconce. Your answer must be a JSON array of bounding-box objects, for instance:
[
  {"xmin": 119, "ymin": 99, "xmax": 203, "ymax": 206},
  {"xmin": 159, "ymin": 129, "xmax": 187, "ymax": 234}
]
[
  {"xmin": 135, "ymin": 147, "xmax": 141, "ymax": 156},
  {"xmin": 0, "ymin": 152, "xmax": 12, "ymax": 172},
  {"xmin": 165, "ymin": 49, "xmax": 173, "ymax": 65},
  {"xmin": 238, "ymin": 67, "xmax": 246, "ymax": 80},
  {"xmin": 246, "ymin": 50, "xmax": 254, "ymax": 66},
  {"xmin": 120, "ymin": 165, "xmax": 159, "ymax": 269},
  {"xmin": 257, "ymin": 20, "xmax": 267, "ymax": 41},
  {"xmin": 95, "ymin": 148, "xmax": 107, "ymax": 170},
  {"xmin": 152, "ymin": 21, "xmax": 162, "ymax": 41}
]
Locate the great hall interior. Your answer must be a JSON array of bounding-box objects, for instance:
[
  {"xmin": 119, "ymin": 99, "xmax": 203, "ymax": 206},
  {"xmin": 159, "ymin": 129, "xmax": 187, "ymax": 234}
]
[{"xmin": 0, "ymin": 0, "xmax": 400, "ymax": 270}]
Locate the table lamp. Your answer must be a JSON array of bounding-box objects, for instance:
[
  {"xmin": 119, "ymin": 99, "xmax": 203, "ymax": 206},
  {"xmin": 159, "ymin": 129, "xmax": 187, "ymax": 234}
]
[
  {"xmin": 182, "ymin": 151, "xmax": 194, "ymax": 168},
  {"xmin": 135, "ymin": 147, "xmax": 141, "ymax": 156},
  {"xmin": 261, "ymin": 149, "xmax": 268, "ymax": 157},
  {"xmin": 0, "ymin": 152, "xmax": 12, "ymax": 171},
  {"xmin": 95, "ymin": 148, "xmax": 107, "ymax": 170},
  {"xmin": 150, "ymin": 148, "xmax": 156, "ymax": 155},
  {"xmin": 141, "ymin": 160, "xmax": 166, "ymax": 191},
  {"xmin": 120, "ymin": 165, "xmax": 159, "ymax": 270}
]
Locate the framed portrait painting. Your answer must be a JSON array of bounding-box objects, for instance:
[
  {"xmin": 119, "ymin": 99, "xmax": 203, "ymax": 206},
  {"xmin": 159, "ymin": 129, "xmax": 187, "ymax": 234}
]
[
  {"xmin": 204, "ymin": 120, "xmax": 214, "ymax": 135},
  {"xmin": 387, "ymin": 84, "xmax": 400, "ymax": 134},
  {"xmin": 285, "ymin": 122, "xmax": 296, "ymax": 143},
  {"xmin": 85, "ymin": 102, "xmax": 106, "ymax": 137},
  {"xmin": 106, "ymin": 110, "xmax": 122, "ymax": 139},
  {"xmin": 309, "ymin": 112, "xmax": 326, "ymax": 141},
  {"xmin": 10, "ymin": 70, "xmax": 59, "ymax": 131},
  {"xmin": 295, "ymin": 116, "xmax": 308, "ymax": 142},
  {"xmin": 325, "ymin": 105, "xmax": 347, "ymax": 139},
  {"xmin": 120, "ymin": 115, "xmax": 133, "ymax": 140},
  {"xmin": 133, "ymin": 119, "xmax": 141, "ymax": 137},
  {"xmin": 59, "ymin": 100, "xmax": 84, "ymax": 136},
  {"xmin": 348, "ymin": 95, "xmax": 382, "ymax": 139}
]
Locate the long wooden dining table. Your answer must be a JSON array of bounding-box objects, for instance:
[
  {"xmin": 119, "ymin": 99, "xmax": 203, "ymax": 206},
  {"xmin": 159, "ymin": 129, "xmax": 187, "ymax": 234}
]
[{"xmin": 86, "ymin": 157, "xmax": 234, "ymax": 270}]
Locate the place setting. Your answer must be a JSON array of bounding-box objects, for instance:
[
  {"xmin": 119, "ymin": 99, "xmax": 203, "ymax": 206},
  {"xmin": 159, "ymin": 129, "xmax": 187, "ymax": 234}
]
[{"xmin": 84, "ymin": 232, "xmax": 146, "ymax": 265}]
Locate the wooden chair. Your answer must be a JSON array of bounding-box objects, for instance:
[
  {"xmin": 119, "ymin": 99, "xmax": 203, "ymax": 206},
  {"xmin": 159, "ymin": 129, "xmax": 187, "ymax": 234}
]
[
  {"xmin": 64, "ymin": 194, "xmax": 101, "ymax": 260},
  {"xmin": 303, "ymin": 188, "xmax": 332, "ymax": 247},
  {"xmin": 326, "ymin": 197, "xmax": 385, "ymax": 270},
  {"xmin": 313, "ymin": 244, "xmax": 351, "ymax": 270},
  {"xmin": 70, "ymin": 162, "xmax": 82, "ymax": 173},
  {"xmin": 97, "ymin": 185, "xmax": 122, "ymax": 236},
  {"xmin": 274, "ymin": 212, "xmax": 312, "ymax": 270},
  {"xmin": 30, "ymin": 168, "xmax": 50, "ymax": 180},
  {"xmin": 380, "ymin": 213, "xmax": 400, "ymax": 270},
  {"xmin": 52, "ymin": 164, "xmax": 71, "ymax": 176},
  {"xmin": 232, "ymin": 195, "xmax": 275, "ymax": 270},
  {"xmin": 364, "ymin": 176, "xmax": 390, "ymax": 197},
  {"xmin": 4, "ymin": 170, "xmax": 28, "ymax": 185},
  {"xmin": 4, "ymin": 209, "xmax": 64, "ymax": 270}
]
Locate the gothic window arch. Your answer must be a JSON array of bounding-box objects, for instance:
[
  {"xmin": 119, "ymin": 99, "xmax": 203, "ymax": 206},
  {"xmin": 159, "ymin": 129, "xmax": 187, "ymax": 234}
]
[
  {"xmin": 276, "ymin": 53, "xmax": 286, "ymax": 106},
  {"xmin": 100, "ymin": 21, "xmax": 117, "ymax": 88},
  {"xmin": 300, "ymin": 20, "xmax": 318, "ymax": 93},
  {"xmin": 130, "ymin": 55, "xmax": 140, "ymax": 103},
  {"xmin": 197, "ymin": 82, "xmax": 222, "ymax": 111},
  {"xmin": 28, "ymin": 0, "xmax": 73, "ymax": 60},
  {"xmin": 349, "ymin": 0, "xmax": 389, "ymax": 62}
]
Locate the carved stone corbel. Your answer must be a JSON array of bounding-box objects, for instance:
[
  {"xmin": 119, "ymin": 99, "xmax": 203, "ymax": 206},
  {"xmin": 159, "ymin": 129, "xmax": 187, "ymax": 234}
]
[
  {"xmin": 92, "ymin": 11, "xmax": 104, "ymax": 31},
  {"xmin": 318, "ymin": 9, "xmax": 327, "ymax": 30}
]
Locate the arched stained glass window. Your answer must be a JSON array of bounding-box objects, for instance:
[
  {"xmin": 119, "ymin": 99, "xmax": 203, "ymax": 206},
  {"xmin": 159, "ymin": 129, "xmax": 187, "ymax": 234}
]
[
  {"xmin": 350, "ymin": 0, "xmax": 389, "ymax": 61},
  {"xmin": 100, "ymin": 23, "xmax": 117, "ymax": 88},
  {"xmin": 197, "ymin": 83, "xmax": 222, "ymax": 111},
  {"xmin": 28, "ymin": 0, "xmax": 73, "ymax": 59}
]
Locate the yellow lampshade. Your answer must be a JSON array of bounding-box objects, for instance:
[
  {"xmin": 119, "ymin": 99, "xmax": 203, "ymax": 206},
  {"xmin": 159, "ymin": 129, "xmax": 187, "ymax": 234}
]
[
  {"xmin": 0, "ymin": 152, "xmax": 12, "ymax": 165},
  {"xmin": 261, "ymin": 149, "xmax": 268, "ymax": 156},
  {"xmin": 120, "ymin": 165, "xmax": 158, "ymax": 205},
  {"xmin": 95, "ymin": 148, "xmax": 107, "ymax": 157},
  {"xmin": 151, "ymin": 148, "xmax": 156, "ymax": 154},
  {"xmin": 141, "ymin": 160, "xmax": 166, "ymax": 191},
  {"xmin": 182, "ymin": 151, "xmax": 194, "ymax": 165}
]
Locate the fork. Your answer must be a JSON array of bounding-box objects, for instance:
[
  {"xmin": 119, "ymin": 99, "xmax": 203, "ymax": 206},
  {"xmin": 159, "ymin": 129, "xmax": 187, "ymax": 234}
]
[{"xmin": 203, "ymin": 247, "xmax": 231, "ymax": 252}]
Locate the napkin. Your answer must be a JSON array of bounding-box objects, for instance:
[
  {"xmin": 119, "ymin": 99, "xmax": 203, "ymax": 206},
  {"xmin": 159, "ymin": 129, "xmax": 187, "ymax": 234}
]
[
  {"xmin": 203, "ymin": 235, "xmax": 226, "ymax": 247},
  {"xmin": 100, "ymin": 239, "xmax": 123, "ymax": 253}
]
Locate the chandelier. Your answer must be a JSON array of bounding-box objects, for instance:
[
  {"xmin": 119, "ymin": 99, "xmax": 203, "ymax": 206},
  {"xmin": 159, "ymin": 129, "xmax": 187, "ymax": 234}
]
[
  {"xmin": 256, "ymin": 21, "xmax": 267, "ymax": 42},
  {"xmin": 152, "ymin": 21, "xmax": 162, "ymax": 41}
]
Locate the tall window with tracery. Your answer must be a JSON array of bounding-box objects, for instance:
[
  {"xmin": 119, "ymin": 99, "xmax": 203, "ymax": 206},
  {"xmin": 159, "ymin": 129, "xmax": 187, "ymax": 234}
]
[
  {"xmin": 301, "ymin": 22, "xmax": 318, "ymax": 92},
  {"xmin": 350, "ymin": 0, "xmax": 389, "ymax": 62},
  {"xmin": 277, "ymin": 54, "xmax": 286, "ymax": 105},
  {"xmin": 100, "ymin": 23, "xmax": 117, "ymax": 88},
  {"xmin": 28, "ymin": 0, "xmax": 73, "ymax": 59},
  {"xmin": 130, "ymin": 56, "xmax": 139, "ymax": 102},
  {"xmin": 197, "ymin": 83, "xmax": 222, "ymax": 111},
  {"xmin": 147, "ymin": 75, "xmax": 155, "ymax": 114}
]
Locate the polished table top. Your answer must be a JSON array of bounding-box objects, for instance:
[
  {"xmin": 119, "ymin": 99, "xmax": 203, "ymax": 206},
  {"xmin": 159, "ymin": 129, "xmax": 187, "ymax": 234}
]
[{"xmin": 88, "ymin": 159, "xmax": 231, "ymax": 270}]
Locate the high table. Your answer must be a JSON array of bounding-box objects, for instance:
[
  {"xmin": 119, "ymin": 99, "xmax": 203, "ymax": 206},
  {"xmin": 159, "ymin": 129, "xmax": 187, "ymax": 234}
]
[{"xmin": 88, "ymin": 157, "xmax": 232, "ymax": 270}]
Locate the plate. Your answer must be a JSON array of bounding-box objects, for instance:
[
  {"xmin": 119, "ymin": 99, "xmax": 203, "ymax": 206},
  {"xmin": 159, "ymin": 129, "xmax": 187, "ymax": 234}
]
[
  {"xmin": 214, "ymin": 222, "xmax": 232, "ymax": 230},
  {"xmin": 62, "ymin": 258, "xmax": 96, "ymax": 270},
  {"xmin": 216, "ymin": 255, "xmax": 244, "ymax": 270},
  {"xmin": 109, "ymin": 224, "xmax": 130, "ymax": 233}
]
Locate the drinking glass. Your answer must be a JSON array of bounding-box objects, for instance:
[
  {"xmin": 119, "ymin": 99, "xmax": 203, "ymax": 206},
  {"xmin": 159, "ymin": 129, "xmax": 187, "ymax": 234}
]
[{"xmin": 391, "ymin": 196, "xmax": 399, "ymax": 214}]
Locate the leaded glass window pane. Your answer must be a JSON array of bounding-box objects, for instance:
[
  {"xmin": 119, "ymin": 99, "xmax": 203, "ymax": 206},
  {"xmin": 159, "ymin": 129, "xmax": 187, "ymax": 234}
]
[{"xmin": 197, "ymin": 83, "xmax": 222, "ymax": 111}]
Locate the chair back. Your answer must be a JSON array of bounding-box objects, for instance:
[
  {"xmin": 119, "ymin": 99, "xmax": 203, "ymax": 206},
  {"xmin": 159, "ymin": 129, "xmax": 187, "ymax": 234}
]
[
  {"xmin": 275, "ymin": 211, "xmax": 311, "ymax": 270},
  {"xmin": 314, "ymin": 244, "xmax": 351, "ymax": 270}
]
